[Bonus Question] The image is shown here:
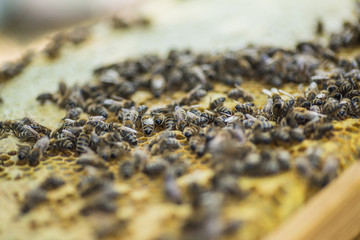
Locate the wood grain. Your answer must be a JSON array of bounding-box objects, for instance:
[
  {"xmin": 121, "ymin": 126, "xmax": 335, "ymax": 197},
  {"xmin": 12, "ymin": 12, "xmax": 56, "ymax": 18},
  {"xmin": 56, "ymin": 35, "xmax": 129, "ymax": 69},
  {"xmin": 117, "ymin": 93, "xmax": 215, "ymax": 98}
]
[{"xmin": 264, "ymin": 162, "xmax": 360, "ymax": 240}]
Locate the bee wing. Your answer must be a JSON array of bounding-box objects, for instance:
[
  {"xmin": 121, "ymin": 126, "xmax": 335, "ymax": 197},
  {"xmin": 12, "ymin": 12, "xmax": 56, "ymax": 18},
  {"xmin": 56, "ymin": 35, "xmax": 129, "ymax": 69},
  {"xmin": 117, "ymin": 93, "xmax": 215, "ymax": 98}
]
[
  {"xmin": 224, "ymin": 116, "xmax": 239, "ymax": 123},
  {"xmin": 233, "ymin": 100, "xmax": 241, "ymax": 104},
  {"xmin": 88, "ymin": 116, "xmax": 105, "ymax": 122},
  {"xmin": 279, "ymin": 89, "xmax": 294, "ymax": 99},
  {"xmin": 61, "ymin": 129, "xmax": 76, "ymax": 139},
  {"xmin": 24, "ymin": 125, "xmax": 40, "ymax": 137},
  {"xmin": 120, "ymin": 126, "xmax": 138, "ymax": 134},
  {"xmin": 262, "ymin": 89, "xmax": 272, "ymax": 97}
]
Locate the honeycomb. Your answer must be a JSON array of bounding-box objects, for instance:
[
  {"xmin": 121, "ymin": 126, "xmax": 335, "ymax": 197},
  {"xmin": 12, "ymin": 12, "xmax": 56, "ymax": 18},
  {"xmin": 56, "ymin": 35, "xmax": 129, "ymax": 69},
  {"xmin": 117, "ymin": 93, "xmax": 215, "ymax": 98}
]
[{"xmin": 1, "ymin": 5, "xmax": 360, "ymax": 240}]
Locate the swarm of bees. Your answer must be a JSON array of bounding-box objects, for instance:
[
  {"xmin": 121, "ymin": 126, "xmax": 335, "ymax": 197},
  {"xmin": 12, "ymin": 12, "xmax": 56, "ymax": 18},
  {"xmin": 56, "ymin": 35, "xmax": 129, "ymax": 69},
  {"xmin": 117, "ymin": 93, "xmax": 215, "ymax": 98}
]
[{"xmin": 3, "ymin": 8, "xmax": 360, "ymax": 240}]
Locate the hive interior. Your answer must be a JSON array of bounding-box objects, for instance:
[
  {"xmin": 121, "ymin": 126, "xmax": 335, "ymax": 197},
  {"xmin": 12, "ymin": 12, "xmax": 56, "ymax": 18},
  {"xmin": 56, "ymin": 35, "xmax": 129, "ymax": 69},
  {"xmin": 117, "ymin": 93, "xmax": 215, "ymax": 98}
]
[{"xmin": 2, "ymin": 3, "xmax": 360, "ymax": 240}]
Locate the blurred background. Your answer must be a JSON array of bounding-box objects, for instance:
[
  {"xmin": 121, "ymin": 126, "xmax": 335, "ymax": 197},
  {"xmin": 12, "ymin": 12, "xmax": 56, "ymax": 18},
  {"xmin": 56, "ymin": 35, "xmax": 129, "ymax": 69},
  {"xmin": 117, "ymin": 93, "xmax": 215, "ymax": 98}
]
[{"xmin": 0, "ymin": 0, "xmax": 357, "ymax": 63}]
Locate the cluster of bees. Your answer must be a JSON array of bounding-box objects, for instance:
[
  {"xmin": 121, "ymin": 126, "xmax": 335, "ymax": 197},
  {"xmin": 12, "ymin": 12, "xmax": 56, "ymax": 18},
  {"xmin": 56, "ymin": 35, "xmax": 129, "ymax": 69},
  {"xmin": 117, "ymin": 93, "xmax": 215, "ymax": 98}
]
[{"xmin": 3, "ymin": 11, "xmax": 360, "ymax": 240}]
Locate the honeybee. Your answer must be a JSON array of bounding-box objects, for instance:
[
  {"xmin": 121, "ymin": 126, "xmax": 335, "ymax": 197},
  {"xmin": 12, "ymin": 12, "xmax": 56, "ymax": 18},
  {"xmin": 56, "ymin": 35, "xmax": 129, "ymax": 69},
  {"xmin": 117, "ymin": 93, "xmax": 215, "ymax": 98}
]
[
  {"xmin": 76, "ymin": 149, "xmax": 107, "ymax": 169},
  {"xmin": 215, "ymin": 106, "xmax": 232, "ymax": 116},
  {"xmin": 96, "ymin": 142, "xmax": 111, "ymax": 161},
  {"xmin": 189, "ymin": 135, "xmax": 206, "ymax": 157},
  {"xmin": 151, "ymin": 74, "xmax": 166, "ymax": 98},
  {"xmin": 210, "ymin": 97, "xmax": 226, "ymax": 110},
  {"xmin": 164, "ymin": 170, "xmax": 182, "ymax": 204},
  {"xmin": 153, "ymin": 113, "xmax": 165, "ymax": 126},
  {"xmin": 8, "ymin": 121, "xmax": 39, "ymax": 140},
  {"xmin": 76, "ymin": 124, "xmax": 93, "ymax": 153},
  {"xmin": 36, "ymin": 93, "xmax": 54, "ymax": 105},
  {"xmin": 110, "ymin": 142, "xmax": 131, "ymax": 159},
  {"xmin": 137, "ymin": 105, "xmax": 149, "ymax": 116},
  {"xmin": 65, "ymin": 107, "xmax": 83, "ymax": 120},
  {"xmin": 263, "ymin": 88, "xmax": 284, "ymax": 117},
  {"xmin": 339, "ymin": 80, "xmax": 353, "ymax": 95},
  {"xmin": 122, "ymin": 107, "xmax": 139, "ymax": 129},
  {"xmin": 119, "ymin": 161, "xmax": 134, "ymax": 179},
  {"xmin": 305, "ymin": 82, "xmax": 318, "ymax": 101},
  {"xmin": 234, "ymin": 100, "xmax": 254, "ymax": 114},
  {"xmin": 29, "ymin": 136, "xmax": 50, "ymax": 166},
  {"xmin": 174, "ymin": 106, "xmax": 186, "ymax": 122},
  {"xmin": 40, "ymin": 176, "xmax": 65, "ymax": 191},
  {"xmin": 20, "ymin": 188, "xmax": 47, "ymax": 214},
  {"xmin": 228, "ymin": 86, "xmax": 245, "ymax": 100},
  {"xmin": 17, "ymin": 144, "xmax": 31, "ymax": 162},
  {"xmin": 183, "ymin": 87, "xmax": 207, "ymax": 104},
  {"xmin": 201, "ymin": 110, "xmax": 216, "ymax": 124},
  {"xmin": 87, "ymin": 104, "xmax": 109, "ymax": 119},
  {"xmin": 141, "ymin": 115, "xmax": 155, "ymax": 136},
  {"xmin": 22, "ymin": 115, "xmax": 52, "ymax": 136},
  {"xmin": 165, "ymin": 113, "xmax": 175, "ymax": 130},
  {"xmin": 183, "ymin": 124, "xmax": 200, "ymax": 139},
  {"xmin": 119, "ymin": 126, "xmax": 138, "ymax": 146},
  {"xmin": 143, "ymin": 159, "xmax": 168, "ymax": 176},
  {"xmin": 51, "ymin": 138, "xmax": 75, "ymax": 150}
]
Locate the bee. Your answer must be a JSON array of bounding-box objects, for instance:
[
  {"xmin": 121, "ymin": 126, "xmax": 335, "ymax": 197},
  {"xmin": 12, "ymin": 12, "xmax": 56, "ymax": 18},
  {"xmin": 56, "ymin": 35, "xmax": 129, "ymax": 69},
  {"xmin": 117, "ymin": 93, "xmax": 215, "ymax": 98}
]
[
  {"xmin": 110, "ymin": 142, "xmax": 131, "ymax": 159},
  {"xmin": 262, "ymin": 98, "xmax": 274, "ymax": 118},
  {"xmin": 36, "ymin": 93, "xmax": 54, "ymax": 105},
  {"xmin": 271, "ymin": 127, "xmax": 290, "ymax": 144},
  {"xmin": 40, "ymin": 176, "xmax": 65, "ymax": 191},
  {"xmin": 76, "ymin": 149, "xmax": 107, "ymax": 169},
  {"xmin": 210, "ymin": 97, "xmax": 226, "ymax": 110},
  {"xmin": 345, "ymin": 89, "xmax": 360, "ymax": 98},
  {"xmin": 20, "ymin": 188, "xmax": 47, "ymax": 214},
  {"xmin": 153, "ymin": 113, "xmax": 165, "ymax": 126},
  {"xmin": 143, "ymin": 159, "xmax": 168, "ymax": 177},
  {"xmin": 122, "ymin": 107, "xmax": 139, "ymax": 129},
  {"xmin": 201, "ymin": 110, "xmax": 216, "ymax": 124},
  {"xmin": 327, "ymin": 84, "xmax": 339, "ymax": 93},
  {"xmin": 174, "ymin": 106, "xmax": 186, "ymax": 122},
  {"xmin": 277, "ymin": 150, "xmax": 290, "ymax": 171},
  {"xmin": 184, "ymin": 87, "xmax": 207, "ymax": 104},
  {"xmin": 87, "ymin": 104, "xmax": 109, "ymax": 119},
  {"xmin": 189, "ymin": 135, "xmax": 206, "ymax": 157},
  {"xmin": 80, "ymin": 197, "xmax": 117, "ymax": 216},
  {"xmin": 132, "ymin": 149, "xmax": 148, "ymax": 169},
  {"xmin": 29, "ymin": 136, "xmax": 50, "ymax": 166},
  {"xmin": 161, "ymin": 138, "xmax": 181, "ymax": 150},
  {"xmin": 263, "ymin": 88, "xmax": 284, "ymax": 116},
  {"xmin": 214, "ymin": 115, "xmax": 228, "ymax": 127},
  {"xmin": 51, "ymin": 138, "xmax": 74, "ymax": 150},
  {"xmin": 65, "ymin": 107, "xmax": 83, "ymax": 120},
  {"xmin": 96, "ymin": 143, "xmax": 111, "ymax": 161},
  {"xmin": 350, "ymin": 96, "xmax": 360, "ymax": 116},
  {"xmin": 340, "ymin": 80, "xmax": 353, "ymax": 95},
  {"xmin": 151, "ymin": 74, "xmax": 166, "ymax": 98},
  {"xmin": 215, "ymin": 106, "xmax": 232, "ymax": 116},
  {"xmin": 183, "ymin": 124, "xmax": 199, "ymax": 139},
  {"xmin": 22, "ymin": 115, "xmax": 52, "ymax": 136},
  {"xmin": 76, "ymin": 124, "xmax": 93, "ymax": 153},
  {"xmin": 246, "ymin": 114, "xmax": 273, "ymax": 131},
  {"xmin": 9, "ymin": 121, "xmax": 39, "ymax": 140},
  {"xmin": 137, "ymin": 105, "xmax": 149, "ymax": 116},
  {"xmin": 322, "ymin": 98, "xmax": 341, "ymax": 115},
  {"xmin": 119, "ymin": 126, "xmax": 138, "ymax": 146},
  {"xmin": 250, "ymin": 131, "xmax": 272, "ymax": 145},
  {"xmin": 43, "ymin": 33, "xmax": 64, "ymax": 59},
  {"xmin": 17, "ymin": 144, "xmax": 31, "ymax": 162},
  {"xmin": 289, "ymin": 127, "xmax": 305, "ymax": 142},
  {"xmin": 165, "ymin": 113, "xmax": 175, "ymax": 130},
  {"xmin": 119, "ymin": 161, "xmax": 135, "ymax": 179},
  {"xmin": 234, "ymin": 100, "xmax": 254, "ymax": 114},
  {"xmin": 305, "ymin": 82, "xmax": 318, "ymax": 101},
  {"xmin": 164, "ymin": 170, "xmax": 182, "ymax": 204},
  {"xmin": 141, "ymin": 115, "xmax": 155, "ymax": 135},
  {"xmin": 228, "ymin": 86, "xmax": 245, "ymax": 100},
  {"xmin": 295, "ymin": 157, "xmax": 313, "ymax": 178}
]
